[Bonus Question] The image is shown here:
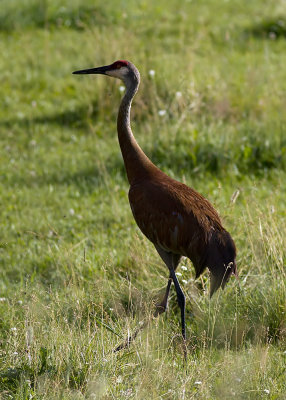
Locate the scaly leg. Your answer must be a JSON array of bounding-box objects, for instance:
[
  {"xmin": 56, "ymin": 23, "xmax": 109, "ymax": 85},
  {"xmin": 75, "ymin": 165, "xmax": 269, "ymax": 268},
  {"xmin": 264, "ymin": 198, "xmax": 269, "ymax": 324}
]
[
  {"xmin": 169, "ymin": 268, "xmax": 186, "ymax": 340},
  {"xmin": 154, "ymin": 277, "xmax": 172, "ymax": 316},
  {"xmin": 153, "ymin": 246, "xmax": 181, "ymax": 317},
  {"xmin": 114, "ymin": 247, "xmax": 183, "ymax": 353},
  {"xmin": 154, "ymin": 246, "xmax": 185, "ymax": 336},
  {"xmin": 154, "ymin": 245, "xmax": 187, "ymax": 360}
]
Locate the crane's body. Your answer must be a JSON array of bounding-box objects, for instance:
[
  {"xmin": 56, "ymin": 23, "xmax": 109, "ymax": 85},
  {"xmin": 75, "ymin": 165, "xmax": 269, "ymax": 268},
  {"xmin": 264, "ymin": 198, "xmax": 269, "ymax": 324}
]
[
  {"xmin": 73, "ymin": 60, "xmax": 237, "ymax": 343},
  {"xmin": 129, "ymin": 170, "xmax": 234, "ymax": 283}
]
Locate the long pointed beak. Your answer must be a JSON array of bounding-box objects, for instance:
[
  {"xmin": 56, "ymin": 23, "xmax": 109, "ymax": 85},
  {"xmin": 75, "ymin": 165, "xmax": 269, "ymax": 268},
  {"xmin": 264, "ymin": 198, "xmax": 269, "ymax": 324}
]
[{"xmin": 72, "ymin": 65, "xmax": 110, "ymax": 75}]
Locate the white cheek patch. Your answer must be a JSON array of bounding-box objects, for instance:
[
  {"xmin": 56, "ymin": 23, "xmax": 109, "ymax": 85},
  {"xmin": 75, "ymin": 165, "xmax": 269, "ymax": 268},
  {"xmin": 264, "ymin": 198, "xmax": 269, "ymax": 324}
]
[{"xmin": 106, "ymin": 66, "xmax": 129, "ymax": 79}]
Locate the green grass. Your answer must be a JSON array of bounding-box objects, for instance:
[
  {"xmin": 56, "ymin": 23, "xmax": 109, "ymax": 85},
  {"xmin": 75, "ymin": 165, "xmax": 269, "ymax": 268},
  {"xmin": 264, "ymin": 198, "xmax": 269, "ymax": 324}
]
[{"xmin": 1, "ymin": 0, "xmax": 286, "ymax": 398}]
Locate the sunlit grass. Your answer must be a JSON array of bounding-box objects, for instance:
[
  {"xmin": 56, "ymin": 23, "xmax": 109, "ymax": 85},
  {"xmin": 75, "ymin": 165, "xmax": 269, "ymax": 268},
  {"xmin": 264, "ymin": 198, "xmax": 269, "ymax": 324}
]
[{"xmin": 1, "ymin": 0, "xmax": 286, "ymax": 398}]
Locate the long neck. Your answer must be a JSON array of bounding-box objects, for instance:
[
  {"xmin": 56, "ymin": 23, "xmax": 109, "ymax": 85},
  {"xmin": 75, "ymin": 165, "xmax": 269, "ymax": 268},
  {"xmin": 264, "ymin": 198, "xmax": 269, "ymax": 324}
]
[{"xmin": 117, "ymin": 82, "xmax": 156, "ymax": 185}]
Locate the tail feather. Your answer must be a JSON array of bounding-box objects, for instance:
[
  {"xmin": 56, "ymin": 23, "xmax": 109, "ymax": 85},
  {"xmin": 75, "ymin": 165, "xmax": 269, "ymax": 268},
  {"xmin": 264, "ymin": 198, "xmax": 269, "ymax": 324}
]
[{"xmin": 207, "ymin": 229, "xmax": 237, "ymax": 296}]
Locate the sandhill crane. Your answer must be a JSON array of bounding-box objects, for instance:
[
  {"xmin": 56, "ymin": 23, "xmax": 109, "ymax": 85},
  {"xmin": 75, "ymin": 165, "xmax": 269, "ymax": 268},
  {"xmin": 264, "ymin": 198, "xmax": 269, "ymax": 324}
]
[{"xmin": 73, "ymin": 60, "xmax": 237, "ymax": 346}]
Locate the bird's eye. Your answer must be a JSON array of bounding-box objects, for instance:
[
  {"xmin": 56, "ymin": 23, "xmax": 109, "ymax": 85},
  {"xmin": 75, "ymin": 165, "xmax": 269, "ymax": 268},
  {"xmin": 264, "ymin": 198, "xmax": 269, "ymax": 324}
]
[{"xmin": 116, "ymin": 63, "xmax": 122, "ymax": 69}]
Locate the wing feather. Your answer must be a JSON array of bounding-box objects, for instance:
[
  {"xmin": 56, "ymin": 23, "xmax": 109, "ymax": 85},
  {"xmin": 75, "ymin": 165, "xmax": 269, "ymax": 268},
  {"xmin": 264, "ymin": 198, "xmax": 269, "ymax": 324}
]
[{"xmin": 129, "ymin": 175, "xmax": 224, "ymax": 270}]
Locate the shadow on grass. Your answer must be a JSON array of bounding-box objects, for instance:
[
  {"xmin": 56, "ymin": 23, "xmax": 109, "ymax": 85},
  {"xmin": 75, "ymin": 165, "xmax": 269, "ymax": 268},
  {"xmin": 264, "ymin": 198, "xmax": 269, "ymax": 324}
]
[
  {"xmin": 4, "ymin": 157, "xmax": 126, "ymax": 194},
  {"xmin": 3, "ymin": 137, "xmax": 286, "ymax": 192},
  {"xmin": 8, "ymin": 161, "xmax": 120, "ymax": 188},
  {"xmin": 2, "ymin": 100, "xmax": 286, "ymax": 190},
  {"xmin": 0, "ymin": 346, "xmax": 85, "ymax": 394},
  {"xmin": 149, "ymin": 134, "xmax": 286, "ymax": 177},
  {"xmin": 0, "ymin": 101, "xmax": 100, "ymax": 130},
  {"xmin": 5, "ymin": 137, "xmax": 286, "ymax": 192},
  {"xmin": 246, "ymin": 17, "xmax": 286, "ymax": 39},
  {"xmin": 0, "ymin": 3, "xmax": 111, "ymax": 32},
  {"xmin": 0, "ymin": 366, "xmax": 33, "ymax": 394}
]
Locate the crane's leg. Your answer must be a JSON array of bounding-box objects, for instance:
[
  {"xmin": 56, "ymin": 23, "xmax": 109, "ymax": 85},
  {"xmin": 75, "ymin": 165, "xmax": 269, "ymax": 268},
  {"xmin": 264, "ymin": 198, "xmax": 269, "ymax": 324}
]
[
  {"xmin": 114, "ymin": 320, "xmax": 146, "ymax": 352},
  {"xmin": 154, "ymin": 246, "xmax": 185, "ymax": 340},
  {"xmin": 114, "ymin": 247, "xmax": 183, "ymax": 354},
  {"xmin": 154, "ymin": 276, "xmax": 172, "ymax": 316},
  {"xmin": 169, "ymin": 268, "xmax": 186, "ymax": 341},
  {"xmin": 153, "ymin": 245, "xmax": 181, "ymax": 317}
]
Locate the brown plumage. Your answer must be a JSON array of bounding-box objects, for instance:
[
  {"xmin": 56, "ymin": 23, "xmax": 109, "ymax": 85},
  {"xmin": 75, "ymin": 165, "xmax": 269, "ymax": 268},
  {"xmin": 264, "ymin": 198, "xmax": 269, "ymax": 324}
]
[{"xmin": 73, "ymin": 60, "xmax": 237, "ymax": 343}]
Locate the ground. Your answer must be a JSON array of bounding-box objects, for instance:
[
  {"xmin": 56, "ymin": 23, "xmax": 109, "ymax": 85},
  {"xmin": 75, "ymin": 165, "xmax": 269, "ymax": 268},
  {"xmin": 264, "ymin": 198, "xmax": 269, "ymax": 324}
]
[{"xmin": 0, "ymin": 0, "xmax": 286, "ymax": 398}]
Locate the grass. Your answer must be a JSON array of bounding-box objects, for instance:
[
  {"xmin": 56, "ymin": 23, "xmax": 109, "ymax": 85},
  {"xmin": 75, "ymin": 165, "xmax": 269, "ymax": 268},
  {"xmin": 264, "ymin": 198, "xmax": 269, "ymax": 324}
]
[{"xmin": 0, "ymin": 0, "xmax": 286, "ymax": 398}]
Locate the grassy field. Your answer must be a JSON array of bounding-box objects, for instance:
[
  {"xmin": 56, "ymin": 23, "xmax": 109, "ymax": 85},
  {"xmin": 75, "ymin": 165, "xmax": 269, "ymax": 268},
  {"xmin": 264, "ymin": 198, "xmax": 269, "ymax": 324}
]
[{"xmin": 1, "ymin": 0, "xmax": 286, "ymax": 398}]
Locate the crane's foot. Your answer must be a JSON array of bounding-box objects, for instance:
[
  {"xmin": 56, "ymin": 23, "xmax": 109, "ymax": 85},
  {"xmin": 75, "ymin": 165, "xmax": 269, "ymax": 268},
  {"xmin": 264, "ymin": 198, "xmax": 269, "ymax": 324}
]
[
  {"xmin": 113, "ymin": 320, "xmax": 146, "ymax": 353},
  {"xmin": 153, "ymin": 303, "xmax": 167, "ymax": 317},
  {"xmin": 153, "ymin": 277, "xmax": 172, "ymax": 317}
]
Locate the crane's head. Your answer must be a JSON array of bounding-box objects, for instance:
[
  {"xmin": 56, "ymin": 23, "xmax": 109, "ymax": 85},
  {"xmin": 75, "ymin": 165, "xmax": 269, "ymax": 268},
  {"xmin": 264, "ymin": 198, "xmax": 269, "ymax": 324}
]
[{"xmin": 73, "ymin": 60, "xmax": 140, "ymax": 90}]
